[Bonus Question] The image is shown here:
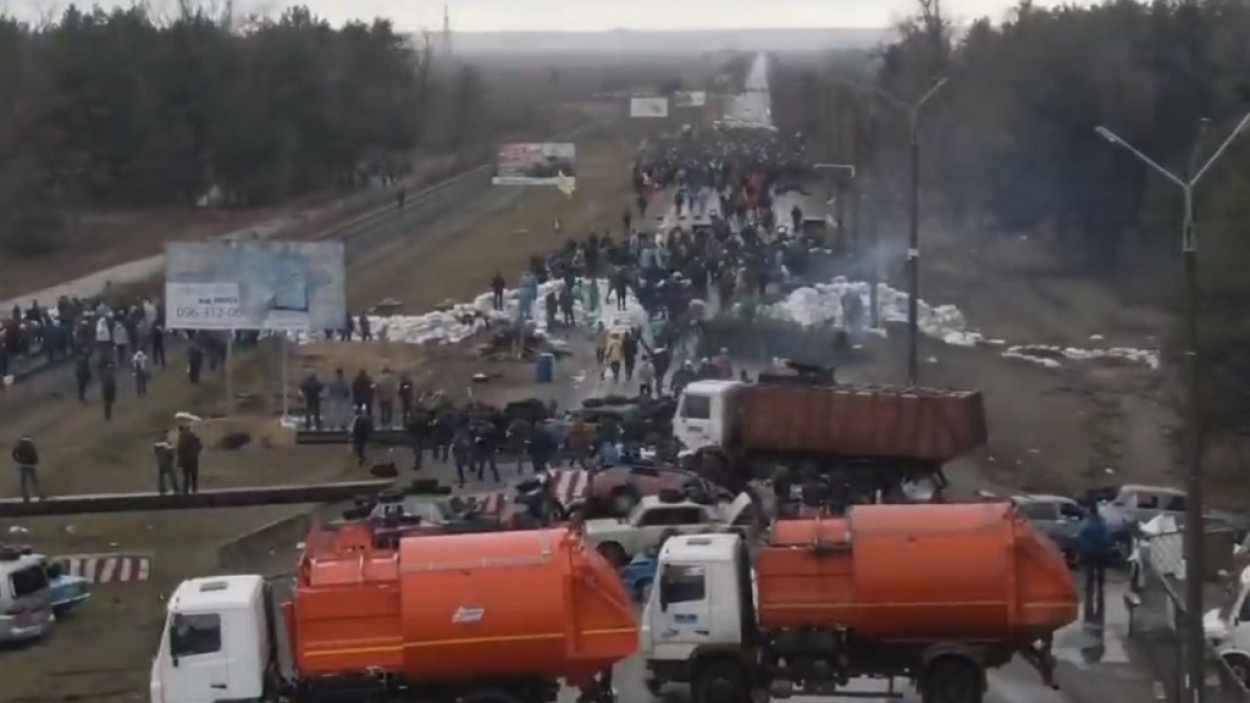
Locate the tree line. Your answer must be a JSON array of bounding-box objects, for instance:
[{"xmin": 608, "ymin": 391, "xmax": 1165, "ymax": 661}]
[
  {"xmin": 0, "ymin": 5, "xmax": 510, "ymax": 256},
  {"xmin": 775, "ymin": 0, "xmax": 1250, "ymax": 430}
]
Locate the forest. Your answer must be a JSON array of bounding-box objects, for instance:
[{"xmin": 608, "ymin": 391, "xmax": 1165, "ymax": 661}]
[
  {"xmin": 773, "ymin": 0, "xmax": 1250, "ymax": 430},
  {"xmin": 0, "ymin": 5, "xmax": 508, "ymax": 255}
]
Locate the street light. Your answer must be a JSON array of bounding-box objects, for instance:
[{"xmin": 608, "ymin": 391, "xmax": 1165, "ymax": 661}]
[
  {"xmin": 828, "ymin": 76, "xmax": 948, "ymax": 384},
  {"xmin": 1096, "ymin": 110, "xmax": 1250, "ymax": 703}
]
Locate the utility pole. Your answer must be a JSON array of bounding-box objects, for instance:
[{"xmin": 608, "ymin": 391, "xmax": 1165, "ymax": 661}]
[
  {"xmin": 1096, "ymin": 111, "xmax": 1250, "ymax": 703},
  {"xmin": 826, "ymin": 75, "xmax": 947, "ymax": 384},
  {"xmin": 901, "ymin": 78, "xmax": 947, "ymax": 386}
]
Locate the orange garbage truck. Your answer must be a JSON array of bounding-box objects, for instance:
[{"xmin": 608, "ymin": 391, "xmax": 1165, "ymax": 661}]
[
  {"xmin": 149, "ymin": 521, "xmax": 637, "ymax": 703},
  {"xmin": 639, "ymin": 502, "xmax": 1078, "ymax": 703}
]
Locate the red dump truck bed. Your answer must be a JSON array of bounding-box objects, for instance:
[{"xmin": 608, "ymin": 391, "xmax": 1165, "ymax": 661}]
[{"xmin": 735, "ymin": 384, "xmax": 986, "ymax": 462}]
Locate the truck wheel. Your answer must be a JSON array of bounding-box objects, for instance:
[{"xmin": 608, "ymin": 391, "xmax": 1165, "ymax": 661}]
[
  {"xmin": 1223, "ymin": 653, "xmax": 1250, "ymax": 687},
  {"xmin": 598, "ymin": 541, "xmax": 628, "ymax": 567},
  {"xmin": 693, "ymin": 658, "xmax": 746, "ymax": 703},
  {"xmin": 921, "ymin": 655, "xmax": 983, "ymax": 703}
]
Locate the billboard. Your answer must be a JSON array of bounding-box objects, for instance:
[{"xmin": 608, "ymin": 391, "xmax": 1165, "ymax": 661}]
[
  {"xmin": 491, "ymin": 142, "xmax": 577, "ymax": 186},
  {"xmin": 630, "ymin": 97, "xmax": 670, "ymax": 118},
  {"xmin": 673, "ymin": 91, "xmax": 708, "ymax": 108},
  {"xmin": 165, "ymin": 241, "xmax": 347, "ymax": 332}
]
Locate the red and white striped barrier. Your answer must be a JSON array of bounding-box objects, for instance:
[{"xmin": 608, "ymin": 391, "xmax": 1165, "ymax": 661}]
[
  {"xmin": 57, "ymin": 553, "xmax": 152, "ymax": 583},
  {"xmin": 470, "ymin": 469, "xmax": 592, "ymax": 516}
]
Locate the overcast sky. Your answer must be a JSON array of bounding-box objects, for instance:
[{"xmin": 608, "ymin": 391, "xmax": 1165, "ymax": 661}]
[{"xmin": 9, "ymin": 0, "xmax": 1098, "ymax": 31}]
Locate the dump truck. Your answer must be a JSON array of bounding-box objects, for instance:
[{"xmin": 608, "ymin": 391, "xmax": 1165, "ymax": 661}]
[
  {"xmin": 674, "ymin": 379, "xmax": 987, "ymax": 503},
  {"xmin": 639, "ymin": 502, "xmax": 1078, "ymax": 703},
  {"xmin": 150, "ymin": 522, "xmax": 637, "ymax": 703}
]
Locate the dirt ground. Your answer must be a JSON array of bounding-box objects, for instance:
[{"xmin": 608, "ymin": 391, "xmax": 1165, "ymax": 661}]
[
  {"xmin": 841, "ymin": 213, "xmax": 1188, "ymax": 506},
  {"xmin": 0, "ymin": 116, "xmax": 661, "ymax": 701}
]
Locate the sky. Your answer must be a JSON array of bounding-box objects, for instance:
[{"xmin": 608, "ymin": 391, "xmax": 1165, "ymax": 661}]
[{"xmin": 9, "ymin": 0, "xmax": 1098, "ymax": 32}]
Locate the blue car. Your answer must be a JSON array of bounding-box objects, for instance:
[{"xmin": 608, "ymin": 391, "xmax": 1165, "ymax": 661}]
[
  {"xmin": 621, "ymin": 552, "xmax": 658, "ymax": 602},
  {"xmin": 42, "ymin": 559, "xmax": 90, "ymax": 616}
]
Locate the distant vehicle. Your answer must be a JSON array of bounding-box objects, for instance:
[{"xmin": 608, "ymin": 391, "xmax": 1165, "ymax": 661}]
[
  {"xmin": 1012, "ymin": 494, "xmax": 1086, "ymax": 566},
  {"xmin": 0, "ymin": 546, "xmax": 54, "ymax": 644},
  {"xmin": 1087, "ymin": 483, "xmax": 1249, "ymax": 547},
  {"xmin": 583, "ymin": 492, "xmax": 755, "ymax": 567}
]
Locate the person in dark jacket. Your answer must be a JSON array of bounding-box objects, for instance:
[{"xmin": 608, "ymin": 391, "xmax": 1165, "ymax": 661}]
[
  {"xmin": 100, "ymin": 363, "xmax": 118, "ymax": 420},
  {"xmin": 300, "ymin": 371, "xmax": 324, "ymax": 430},
  {"xmin": 154, "ymin": 439, "xmax": 179, "ymax": 495},
  {"xmin": 350, "ymin": 408, "xmax": 374, "ymax": 465},
  {"xmin": 1077, "ymin": 505, "xmax": 1111, "ymax": 618},
  {"xmin": 12, "ymin": 436, "xmax": 44, "ymax": 502},
  {"xmin": 176, "ymin": 426, "xmax": 203, "ymax": 494}
]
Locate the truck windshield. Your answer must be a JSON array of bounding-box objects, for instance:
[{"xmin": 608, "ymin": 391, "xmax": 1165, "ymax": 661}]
[
  {"xmin": 660, "ymin": 564, "xmax": 706, "ymax": 604},
  {"xmin": 170, "ymin": 613, "xmax": 222, "ymax": 658},
  {"xmin": 680, "ymin": 394, "xmax": 711, "ymax": 420}
]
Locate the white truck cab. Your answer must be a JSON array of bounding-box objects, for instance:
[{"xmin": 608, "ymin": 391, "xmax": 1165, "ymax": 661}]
[
  {"xmin": 639, "ymin": 533, "xmax": 757, "ymax": 694},
  {"xmin": 673, "ymin": 380, "xmax": 744, "ymax": 452},
  {"xmin": 150, "ymin": 574, "xmax": 272, "ymax": 703}
]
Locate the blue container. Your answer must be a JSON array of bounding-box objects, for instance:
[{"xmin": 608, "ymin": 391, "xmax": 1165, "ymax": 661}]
[{"xmin": 536, "ymin": 353, "xmax": 555, "ymax": 383}]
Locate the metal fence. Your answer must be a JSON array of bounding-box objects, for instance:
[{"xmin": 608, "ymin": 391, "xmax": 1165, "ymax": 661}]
[{"xmin": 1128, "ymin": 528, "xmax": 1250, "ymax": 702}]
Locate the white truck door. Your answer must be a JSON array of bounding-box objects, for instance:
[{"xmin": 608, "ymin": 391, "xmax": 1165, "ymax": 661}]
[
  {"xmin": 160, "ymin": 612, "xmax": 231, "ymax": 703},
  {"xmin": 675, "ymin": 391, "xmax": 716, "ymax": 450},
  {"xmin": 652, "ymin": 562, "xmax": 713, "ymax": 660}
]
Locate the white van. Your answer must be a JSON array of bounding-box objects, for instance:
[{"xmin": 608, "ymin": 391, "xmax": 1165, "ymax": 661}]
[{"xmin": 0, "ymin": 547, "xmax": 54, "ymax": 643}]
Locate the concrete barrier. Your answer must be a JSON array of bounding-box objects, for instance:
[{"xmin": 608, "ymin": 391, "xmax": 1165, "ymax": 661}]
[{"xmin": 217, "ymin": 511, "xmax": 311, "ymax": 575}]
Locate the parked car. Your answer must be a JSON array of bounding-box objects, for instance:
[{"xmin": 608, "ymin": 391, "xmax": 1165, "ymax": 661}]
[
  {"xmin": 0, "ymin": 546, "xmax": 54, "ymax": 644},
  {"xmin": 584, "ymin": 491, "xmax": 755, "ymax": 566},
  {"xmin": 1086, "ymin": 483, "xmax": 1250, "ymax": 545},
  {"xmin": 1013, "ymin": 494, "xmax": 1086, "ymax": 566},
  {"xmin": 42, "ymin": 560, "xmax": 90, "ymax": 616},
  {"xmin": 573, "ymin": 464, "xmax": 734, "ymax": 520}
]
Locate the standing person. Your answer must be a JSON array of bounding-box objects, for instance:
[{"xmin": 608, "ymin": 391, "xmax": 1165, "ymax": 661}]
[
  {"xmin": 605, "ymin": 332, "xmax": 624, "ymax": 382},
  {"xmin": 151, "ymin": 321, "xmax": 166, "ymax": 368},
  {"xmin": 350, "ymin": 408, "xmax": 373, "ymax": 466},
  {"xmin": 491, "ymin": 273, "xmax": 506, "ymax": 311},
  {"xmin": 376, "ymin": 367, "xmax": 397, "ymax": 427},
  {"xmin": 153, "ymin": 437, "xmax": 179, "ymax": 495},
  {"xmin": 100, "ymin": 363, "xmax": 118, "ymax": 420},
  {"xmin": 12, "ymin": 436, "xmax": 44, "ymax": 503},
  {"xmin": 132, "ymin": 348, "xmax": 150, "ymax": 396},
  {"xmin": 351, "ymin": 370, "xmax": 374, "ymax": 420},
  {"xmin": 1077, "ymin": 504, "xmax": 1111, "ymax": 620},
  {"xmin": 637, "ymin": 355, "xmax": 655, "ymax": 397},
  {"xmin": 300, "ymin": 371, "xmax": 324, "ymax": 430},
  {"xmin": 328, "ymin": 369, "xmax": 351, "ymax": 430},
  {"xmin": 176, "ymin": 425, "xmax": 203, "ymax": 494},
  {"xmin": 74, "ymin": 353, "xmax": 92, "ymax": 402}
]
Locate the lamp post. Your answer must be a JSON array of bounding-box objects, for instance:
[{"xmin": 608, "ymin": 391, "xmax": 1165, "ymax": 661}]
[
  {"xmin": 827, "ymin": 77, "xmax": 948, "ymax": 384},
  {"xmin": 1096, "ymin": 110, "xmax": 1250, "ymax": 703}
]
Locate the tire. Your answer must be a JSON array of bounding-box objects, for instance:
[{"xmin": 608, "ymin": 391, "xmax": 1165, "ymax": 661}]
[
  {"xmin": 692, "ymin": 658, "xmax": 747, "ymax": 703},
  {"xmin": 598, "ymin": 541, "xmax": 628, "ymax": 568},
  {"xmin": 1223, "ymin": 653, "xmax": 1250, "ymax": 689},
  {"xmin": 921, "ymin": 655, "xmax": 983, "ymax": 703}
]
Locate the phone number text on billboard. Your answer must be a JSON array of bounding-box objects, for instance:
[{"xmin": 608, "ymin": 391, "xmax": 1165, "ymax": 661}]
[{"xmin": 167, "ymin": 282, "xmax": 245, "ymax": 330}]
